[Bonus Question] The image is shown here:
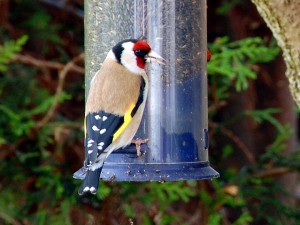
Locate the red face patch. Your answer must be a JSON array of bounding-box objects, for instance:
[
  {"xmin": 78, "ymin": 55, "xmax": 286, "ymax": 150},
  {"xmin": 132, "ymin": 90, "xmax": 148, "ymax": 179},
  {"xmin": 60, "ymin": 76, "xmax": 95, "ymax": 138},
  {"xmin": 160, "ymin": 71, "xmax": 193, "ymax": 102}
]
[
  {"xmin": 136, "ymin": 57, "xmax": 145, "ymax": 69},
  {"xmin": 133, "ymin": 40, "xmax": 151, "ymax": 52},
  {"xmin": 133, "ymin": 41, "xmax": 152, "ymax": 69}
]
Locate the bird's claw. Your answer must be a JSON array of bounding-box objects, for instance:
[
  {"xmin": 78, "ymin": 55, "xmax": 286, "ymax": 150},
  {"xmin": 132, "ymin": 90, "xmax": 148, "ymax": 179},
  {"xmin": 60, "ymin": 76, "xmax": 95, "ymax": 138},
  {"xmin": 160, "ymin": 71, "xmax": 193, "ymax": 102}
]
[{"xmin": 131, "ymin": 138, "xmax": 149, "ymax": 157}]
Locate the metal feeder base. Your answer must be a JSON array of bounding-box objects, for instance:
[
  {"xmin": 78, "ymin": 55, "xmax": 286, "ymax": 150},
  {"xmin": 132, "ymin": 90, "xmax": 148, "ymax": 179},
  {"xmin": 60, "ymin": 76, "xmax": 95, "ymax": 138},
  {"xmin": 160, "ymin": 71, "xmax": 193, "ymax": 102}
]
[{"xmin": 101, "ymin": 161, "xmax": 219, "ymax": 182}]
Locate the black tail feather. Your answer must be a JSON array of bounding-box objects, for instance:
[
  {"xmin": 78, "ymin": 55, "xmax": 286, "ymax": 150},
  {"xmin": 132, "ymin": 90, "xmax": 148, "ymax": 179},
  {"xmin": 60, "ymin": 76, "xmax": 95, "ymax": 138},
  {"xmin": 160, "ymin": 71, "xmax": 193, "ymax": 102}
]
[{"xmin": 78, "ymin": 168, "xmax": 102, "ymax": 195}]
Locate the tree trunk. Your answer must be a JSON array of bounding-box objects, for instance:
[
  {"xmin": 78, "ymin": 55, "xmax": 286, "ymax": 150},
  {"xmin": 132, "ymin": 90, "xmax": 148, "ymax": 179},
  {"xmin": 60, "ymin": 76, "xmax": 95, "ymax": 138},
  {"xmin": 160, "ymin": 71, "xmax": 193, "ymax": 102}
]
[
  {"xmin": 251, "ymin": 0, "xmax": 299, "ymax": 207},
  {"xmin": 251, "ymin": 0, "xmax": 300, "ymax": 107}
]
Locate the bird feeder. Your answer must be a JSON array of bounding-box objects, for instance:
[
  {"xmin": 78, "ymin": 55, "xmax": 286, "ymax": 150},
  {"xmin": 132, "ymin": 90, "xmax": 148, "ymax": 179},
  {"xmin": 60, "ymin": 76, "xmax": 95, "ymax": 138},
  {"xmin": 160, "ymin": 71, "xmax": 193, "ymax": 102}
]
[{"xmin": 84, "ymin": 0, "xmax": 219, "ymax": 181}]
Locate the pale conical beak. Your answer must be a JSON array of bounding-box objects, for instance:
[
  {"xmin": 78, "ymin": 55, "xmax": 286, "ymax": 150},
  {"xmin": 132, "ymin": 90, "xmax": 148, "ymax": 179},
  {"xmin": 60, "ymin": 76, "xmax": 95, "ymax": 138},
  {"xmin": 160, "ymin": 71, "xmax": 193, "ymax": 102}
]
[{"xmin": 146, "ymin": 50, "xmax": 165, "ymax": 65}]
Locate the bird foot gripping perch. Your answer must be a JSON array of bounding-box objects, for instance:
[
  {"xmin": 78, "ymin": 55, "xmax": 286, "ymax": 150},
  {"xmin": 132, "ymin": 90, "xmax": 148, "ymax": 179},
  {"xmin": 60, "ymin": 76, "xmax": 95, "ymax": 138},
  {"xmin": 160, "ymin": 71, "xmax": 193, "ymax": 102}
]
[{"xmin": 131, "ymin": 138, "xmax": 149, "ymax": 157}]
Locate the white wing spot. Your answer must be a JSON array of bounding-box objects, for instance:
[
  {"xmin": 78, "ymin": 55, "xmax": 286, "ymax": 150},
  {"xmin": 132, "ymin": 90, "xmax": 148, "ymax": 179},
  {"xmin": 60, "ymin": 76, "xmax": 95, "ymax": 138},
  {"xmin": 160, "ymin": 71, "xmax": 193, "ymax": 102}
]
[
  {"xmin": 97, "ymin": 146, "xmax": 103, "ymax": 150},
  {"xmin": 102, "ymin": 116, "xmax": 107, "ymax": 121},
  {"xmin": 92, "ymin": 125, "xmax": 99, "ymax": 131},
  {"xmin": 95, "ymin": 115, "xmax": 101, "ymax": 120},
  {"xmin": 88, "ymin": 150, "xmax": 93, "ymax": 154},
  {"xmin": 87, "ymin": 143, "xmax": 93, "ymax": 148},
  {"xmin": 100, "ymin": 129, "xmax": 106, "ymax": 134},
  {"xmin": 98, "ymin": 142, "xmax": 104, "ymax": 146},
  {"xmin": 88, "ymin": 139, "xmax": 94, "ymax": 143},
  {"xmin": 83, "ymin": 187, "xmax": 90, "ymax": 192},
  {"xmin": 90, "ymin": 187, "xmax": 96, "ymax": 193}
]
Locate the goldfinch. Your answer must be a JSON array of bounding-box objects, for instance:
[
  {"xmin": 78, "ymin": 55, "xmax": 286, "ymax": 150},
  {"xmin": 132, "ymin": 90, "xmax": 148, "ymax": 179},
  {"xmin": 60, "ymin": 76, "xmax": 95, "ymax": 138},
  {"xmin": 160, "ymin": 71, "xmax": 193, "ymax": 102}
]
[{"xmin": 73, "ymin": 39, "xmax": 164, "ymax": 195}]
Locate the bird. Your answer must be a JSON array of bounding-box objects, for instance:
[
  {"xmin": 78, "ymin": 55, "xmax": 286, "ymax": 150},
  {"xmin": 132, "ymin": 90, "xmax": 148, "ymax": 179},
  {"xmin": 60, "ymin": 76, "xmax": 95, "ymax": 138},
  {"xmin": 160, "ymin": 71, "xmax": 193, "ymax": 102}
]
[{"xmin": 73, "ymin": 39, "xmax": 165, "ymax": 195}]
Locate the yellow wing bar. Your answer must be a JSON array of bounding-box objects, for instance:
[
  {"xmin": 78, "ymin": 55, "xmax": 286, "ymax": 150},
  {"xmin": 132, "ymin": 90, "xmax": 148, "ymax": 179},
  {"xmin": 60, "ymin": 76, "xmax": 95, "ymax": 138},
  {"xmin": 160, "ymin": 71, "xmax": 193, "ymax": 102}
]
[{"xmin": 112, "ymin": 113, "xmax": 132, "ymax": 142}]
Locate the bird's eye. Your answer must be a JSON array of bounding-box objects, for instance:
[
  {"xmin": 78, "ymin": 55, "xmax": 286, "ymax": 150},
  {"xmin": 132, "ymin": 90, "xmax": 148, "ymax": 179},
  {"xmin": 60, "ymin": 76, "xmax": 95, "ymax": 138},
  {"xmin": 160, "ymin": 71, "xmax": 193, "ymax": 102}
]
[{"xmin": 134, "ymin": 49, "xmax": 147, "ymax": 57}]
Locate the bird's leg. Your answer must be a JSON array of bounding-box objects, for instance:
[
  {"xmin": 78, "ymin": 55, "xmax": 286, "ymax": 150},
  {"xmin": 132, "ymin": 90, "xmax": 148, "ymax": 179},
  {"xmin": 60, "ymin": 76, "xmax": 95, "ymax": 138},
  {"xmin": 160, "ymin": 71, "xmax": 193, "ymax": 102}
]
[{"xmin": 131, "ymin": 138, "xmax": 149, "ymax": 157}]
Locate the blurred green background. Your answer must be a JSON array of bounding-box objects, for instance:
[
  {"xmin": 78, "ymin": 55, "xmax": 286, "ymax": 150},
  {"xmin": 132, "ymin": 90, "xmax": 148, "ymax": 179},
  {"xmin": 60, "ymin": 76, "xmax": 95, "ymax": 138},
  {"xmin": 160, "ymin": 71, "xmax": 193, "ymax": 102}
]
[{"xmin": 0, "ymin": 0, "xmax": 299, "ymax": 224}]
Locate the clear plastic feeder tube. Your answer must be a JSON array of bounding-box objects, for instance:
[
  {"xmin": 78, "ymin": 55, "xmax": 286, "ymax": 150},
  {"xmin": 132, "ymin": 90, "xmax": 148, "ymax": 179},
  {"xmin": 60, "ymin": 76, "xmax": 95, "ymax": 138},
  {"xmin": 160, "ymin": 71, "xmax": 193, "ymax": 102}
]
[{"xmin": 85, "ymin": 0, "xmax": 219, "ymax": 181}]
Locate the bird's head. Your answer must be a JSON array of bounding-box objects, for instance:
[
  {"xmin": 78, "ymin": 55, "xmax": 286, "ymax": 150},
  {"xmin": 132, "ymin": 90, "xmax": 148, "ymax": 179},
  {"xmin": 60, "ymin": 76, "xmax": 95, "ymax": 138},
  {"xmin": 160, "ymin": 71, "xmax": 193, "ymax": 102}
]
[{"xmin": 109, "ymin": 39, "xmax": 165, "ymax": 74}]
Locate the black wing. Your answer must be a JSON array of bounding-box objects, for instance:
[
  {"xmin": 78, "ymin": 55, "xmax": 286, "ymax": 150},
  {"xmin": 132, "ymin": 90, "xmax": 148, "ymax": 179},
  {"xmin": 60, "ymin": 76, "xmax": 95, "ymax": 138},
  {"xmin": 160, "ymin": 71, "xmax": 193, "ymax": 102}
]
[{"xmin": 84, "ymin": 111, "xmax": 124, "ymax": 167}]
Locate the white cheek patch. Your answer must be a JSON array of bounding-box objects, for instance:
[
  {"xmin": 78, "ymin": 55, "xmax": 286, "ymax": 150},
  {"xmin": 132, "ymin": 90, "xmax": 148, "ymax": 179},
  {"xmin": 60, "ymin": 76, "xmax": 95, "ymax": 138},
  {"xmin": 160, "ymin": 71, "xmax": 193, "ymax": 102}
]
[{"xmin": 121, "ymin": 42, "xmax": 145, "ymax": 75}]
